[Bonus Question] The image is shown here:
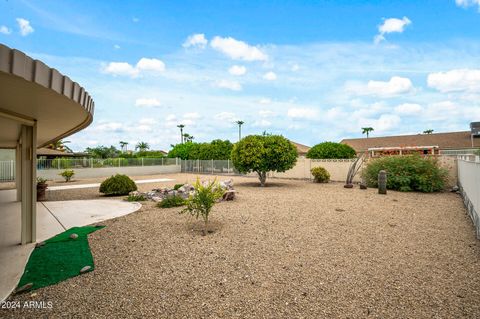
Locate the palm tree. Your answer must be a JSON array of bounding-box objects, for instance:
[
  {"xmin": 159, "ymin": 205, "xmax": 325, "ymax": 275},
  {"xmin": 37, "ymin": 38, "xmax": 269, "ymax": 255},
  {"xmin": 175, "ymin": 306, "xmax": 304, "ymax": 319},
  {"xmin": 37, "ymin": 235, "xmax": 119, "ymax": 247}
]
[
  {"xmin": 423, "ymin": 129, "xmax": 434, "ymax": 134},
  {"xmin": 135, "ymin": 141, "xmax": 150, "ymax": 152},
  {"xmin": 236, "ymin": 120, "xmax": 244, "ymax": 141},
  {"xmin": 177, "ymin": 124, "xmax": 185, "ymax": 144},
  {"xmin": 47, "ymin": 139, "xmax": 72, "ymax": 152},
  {"xmin": 119, "ymin": 141, "xmax": 128, "ymax": 152},
  {"xmin": 361, "ymin": 127, "xmax": 374, "ymax": 138},
  {"xmin": 183, "ymin": 133, "xmax": 194, "ymax": 143}
]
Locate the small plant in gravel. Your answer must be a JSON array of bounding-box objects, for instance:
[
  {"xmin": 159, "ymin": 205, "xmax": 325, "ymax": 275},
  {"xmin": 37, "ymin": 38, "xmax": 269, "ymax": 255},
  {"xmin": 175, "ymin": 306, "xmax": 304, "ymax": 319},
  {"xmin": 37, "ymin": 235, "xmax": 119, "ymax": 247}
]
[
  {"xmin": 180, "ymin": 178, "xmax": 224, "ymax": 235},
  {"xmin": 157, "ymin": 195, "xmax": 186, "ymax": 208},
  {"xmin": 99, "ymin": 174, "xmax": 137, "ymax": 196},
  {"xmin": 311, "ymin": 166, "xmax": 330, "ymax": 183},
  {"xmin": 125, "ymin": 193, "xmax": 147, "ymax": 202},
  {"xmin": 59, "ymin": 169, "xmax": 75, "ymax": 182},
  {"xmin": 173, "ymin": 183, "xmax": 184, "ymax": 190}
]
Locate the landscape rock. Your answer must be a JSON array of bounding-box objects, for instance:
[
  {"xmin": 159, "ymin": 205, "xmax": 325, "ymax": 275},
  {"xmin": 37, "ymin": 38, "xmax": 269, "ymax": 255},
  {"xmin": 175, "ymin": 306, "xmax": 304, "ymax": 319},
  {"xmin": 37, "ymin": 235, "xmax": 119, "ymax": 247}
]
[
  {"xmin": 15, "ymin": 282, "xmax": 33, "ymax": 294},
  {"xmin": 70, "ymin": 233, "xmax": 79, "ymax": 239},
  {"xmin": 222, "ymin": 190, "xmax": 236, "ymax": 201},
  {"xmin": 451, "ymin": 185, "xmax": 459, "ymax": 192},
  {"xmin": 35, "ymin": 241, "xmax": 46, "ymax": 248}
]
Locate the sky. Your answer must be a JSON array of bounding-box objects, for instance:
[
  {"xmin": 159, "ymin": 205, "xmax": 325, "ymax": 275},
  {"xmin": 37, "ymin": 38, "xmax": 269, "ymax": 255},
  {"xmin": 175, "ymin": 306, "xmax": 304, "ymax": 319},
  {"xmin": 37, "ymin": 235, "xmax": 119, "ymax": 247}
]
[{"xmin": 1, "ymin": 0, "xmax": 480, "ymax": 152}]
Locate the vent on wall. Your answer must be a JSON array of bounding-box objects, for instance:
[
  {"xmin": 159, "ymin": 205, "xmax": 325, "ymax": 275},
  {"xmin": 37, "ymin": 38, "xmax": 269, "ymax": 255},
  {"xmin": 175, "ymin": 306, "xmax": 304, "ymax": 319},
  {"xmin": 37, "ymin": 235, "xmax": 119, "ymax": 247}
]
[{"xmin": 471, "ymin": 122, "xmax": 480, "ymax": 137}]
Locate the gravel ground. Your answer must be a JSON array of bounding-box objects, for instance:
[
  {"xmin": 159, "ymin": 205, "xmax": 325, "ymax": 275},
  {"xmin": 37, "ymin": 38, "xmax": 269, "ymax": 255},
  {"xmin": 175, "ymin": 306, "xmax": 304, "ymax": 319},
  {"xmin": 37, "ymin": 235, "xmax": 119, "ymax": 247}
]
[{"xmin": 2, "ymin": 174, "xmax": 480, "ymax": 318}]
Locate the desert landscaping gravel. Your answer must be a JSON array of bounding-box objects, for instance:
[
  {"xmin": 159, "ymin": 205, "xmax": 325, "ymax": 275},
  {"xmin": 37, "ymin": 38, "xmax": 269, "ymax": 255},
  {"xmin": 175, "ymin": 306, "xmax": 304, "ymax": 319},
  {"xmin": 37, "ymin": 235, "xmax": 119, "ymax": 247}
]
[{"xmin": 2, "ymin": 173, "xmax": 480, "ymax": 318}]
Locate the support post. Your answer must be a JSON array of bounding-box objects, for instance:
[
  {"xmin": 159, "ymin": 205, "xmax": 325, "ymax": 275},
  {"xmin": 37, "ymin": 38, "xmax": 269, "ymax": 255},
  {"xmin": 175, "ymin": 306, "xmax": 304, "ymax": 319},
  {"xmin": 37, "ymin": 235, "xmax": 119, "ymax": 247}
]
[
  {"xmin": 15, "ymin": 142, "xmax": 22, "ymax": 201},
  {"xmin": 378, "ymin": 170, "xmax": 387, "ymax": 195},
  {"xmin": 20, "ymin": 123, "xmax": 37, "ymax": 244}
]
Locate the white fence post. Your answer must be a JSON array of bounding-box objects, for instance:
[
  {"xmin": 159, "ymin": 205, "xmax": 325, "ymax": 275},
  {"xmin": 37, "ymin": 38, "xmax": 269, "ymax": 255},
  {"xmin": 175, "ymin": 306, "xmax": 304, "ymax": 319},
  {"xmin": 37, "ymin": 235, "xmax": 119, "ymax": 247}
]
[
  {"xmin": 142, "ymin": 158, "xmax": 144, "ymax": 166},
  {"xmin": 212, "ymin": 159, "xmax": 214, "ymax": 174}
]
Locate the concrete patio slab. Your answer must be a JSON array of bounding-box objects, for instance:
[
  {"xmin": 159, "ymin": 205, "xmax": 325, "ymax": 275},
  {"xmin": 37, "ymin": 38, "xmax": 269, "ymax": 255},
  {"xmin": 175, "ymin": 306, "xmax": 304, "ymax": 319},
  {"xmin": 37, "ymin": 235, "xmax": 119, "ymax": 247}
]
[{"xmin": 0, "ymin": 189, "xmax": 142, "ymax": 302}]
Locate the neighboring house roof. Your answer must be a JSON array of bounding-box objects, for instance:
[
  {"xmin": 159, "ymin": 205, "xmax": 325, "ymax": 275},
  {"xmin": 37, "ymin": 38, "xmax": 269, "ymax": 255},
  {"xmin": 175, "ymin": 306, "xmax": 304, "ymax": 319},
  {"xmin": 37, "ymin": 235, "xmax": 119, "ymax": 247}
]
[
  {"xmin": 290, "ymin": 141, "xmax": 311, "ymax": 155},
  {"xmin": 341, "ymin": 131, "xmax": 480, "ymax": 152},
  {"xmin": 36, "ymin": 148, "xmax": 87, "ymax": 157}
]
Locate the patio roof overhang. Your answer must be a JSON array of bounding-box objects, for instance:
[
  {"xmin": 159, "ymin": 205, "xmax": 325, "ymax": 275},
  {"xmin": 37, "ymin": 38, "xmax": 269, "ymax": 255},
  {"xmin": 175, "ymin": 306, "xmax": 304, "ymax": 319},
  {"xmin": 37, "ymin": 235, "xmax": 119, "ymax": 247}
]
[{"xmin": 0, "ymin": 44, "xmax": 94, "ymax": 148}]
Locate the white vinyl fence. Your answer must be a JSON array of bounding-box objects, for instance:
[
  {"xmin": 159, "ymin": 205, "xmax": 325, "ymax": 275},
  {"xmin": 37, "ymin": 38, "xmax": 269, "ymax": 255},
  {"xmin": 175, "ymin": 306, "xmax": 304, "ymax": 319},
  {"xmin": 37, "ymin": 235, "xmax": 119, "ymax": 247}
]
[{"xmin": 457, "ymin": 156, "xmax": 480, "ymax": 238}]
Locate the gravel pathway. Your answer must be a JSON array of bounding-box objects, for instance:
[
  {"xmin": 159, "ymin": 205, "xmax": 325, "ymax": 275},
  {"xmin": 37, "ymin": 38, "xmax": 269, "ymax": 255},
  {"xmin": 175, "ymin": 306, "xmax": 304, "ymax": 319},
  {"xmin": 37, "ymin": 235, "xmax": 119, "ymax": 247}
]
[{"xmin": 2, "ymin": 174, "xmax": 480, "ymax": 318}]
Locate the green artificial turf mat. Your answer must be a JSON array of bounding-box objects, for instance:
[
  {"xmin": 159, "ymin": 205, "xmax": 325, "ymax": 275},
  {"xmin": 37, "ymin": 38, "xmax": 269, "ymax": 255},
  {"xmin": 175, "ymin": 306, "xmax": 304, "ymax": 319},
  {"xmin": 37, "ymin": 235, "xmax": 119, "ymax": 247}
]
[{"xmin": 16, "ymin": 225, "xmax": 104, "ymax": 293}]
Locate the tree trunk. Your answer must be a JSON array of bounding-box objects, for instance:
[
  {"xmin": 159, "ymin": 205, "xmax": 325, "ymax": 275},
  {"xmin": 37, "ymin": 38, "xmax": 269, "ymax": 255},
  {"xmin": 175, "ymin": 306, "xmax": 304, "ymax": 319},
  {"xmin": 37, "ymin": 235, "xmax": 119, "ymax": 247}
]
[
  {"xmin": 203, "ymin": 216, "xmax": 209, "ymax": 236},
  {"xmin": 257, "ymin": 171, "xmax": 267, "ymax": 187}
]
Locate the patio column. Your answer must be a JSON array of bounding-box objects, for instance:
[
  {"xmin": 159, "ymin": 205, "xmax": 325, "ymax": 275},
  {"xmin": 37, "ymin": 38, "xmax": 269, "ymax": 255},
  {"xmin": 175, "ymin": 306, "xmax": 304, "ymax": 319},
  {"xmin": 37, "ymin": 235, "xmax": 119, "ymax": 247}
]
[
  {"xmin": 20, "ymin": 122, "xmax": 37, "ymax": 244},
  {"xmin": 15, "ymin": 141, "xmax": 22, "ymax": 202}
]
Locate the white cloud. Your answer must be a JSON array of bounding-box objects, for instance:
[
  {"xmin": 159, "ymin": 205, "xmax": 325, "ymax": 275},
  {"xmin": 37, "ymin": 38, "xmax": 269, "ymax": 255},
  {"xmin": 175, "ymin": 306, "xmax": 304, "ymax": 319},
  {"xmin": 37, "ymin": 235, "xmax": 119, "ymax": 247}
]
[
  {"xmin": 214, "ymin": 79, "xmax": 242, "ymax": 91},
  {"xmin": 214, "ymin": 112, "xmax": 237, "ymax": 122},
  {"xmin": 259, "ymin": 110, "xmax": 275, "ymax": 117},
  {"xmin": 253, "ymin": 119, "xmax": 272, "ymax": 127},
  {"xmin": 455, "ymin": 0, "xmax": 480, "ymax": 9},
  {"xmin": 263, "ymin": 71, "xmax": 277, "ymax": 81},
  {"xmin": 287, "ymin": 108, "xmax": 318, "ymax": 119},
  {"xmin": 210, "ymin": 36, "xmax": 268, "ymax": 61},
  {"xmin": 427, "ymin": 68, "xmax": 480, "ymax": 93},
  {"xmin": 347, "ymin": 76, "xmax": 414, "ymax": 97},
  {"xmin": 0, "ymin": 25, "xmax": 11, "ymax": 35},
  {"xmin": 183, "ymin": 33, "xmax": 208, "ymax": 49},
  {"xmin": 92, "ymin": 121, "xmax": 124, "ymax": 133},
  {"xmin": 228, "ymin": 65, "xmax": 247, "ymax": 76},
  {"xmin": 395, "ymin": 103, "xmax": 423, "ymax": 115},
  {"xmin": 113, "ymin": 44, "xmax": 120, "ymax": 49},
  {"xmin": 360, "ymin": 114, "xmax": 401, "ymax": 132},
  {"xmin": 132, "ymin": 17, "xmax": 140, "ymax": 23},
  {"xmin": 183, "ymin": 112, "xmax": 201, "ymax": 119},
  {"xmin": 16, "ymin": 18, "xmax": 34, "ymax": 36},
  {"xmin": 291, "ymin": 64, "xmax": 300, "ymax": 72},
  {"xmin": 104, "ymin": 62, "xmax": 139, "ymax": 77},
  {"xmin": 165, "ymin": 114, "xmax": 176, "ymax": 121},
  {"xmin": 135, "ymin": 98, "xmax": 161, "ymax": 107},
  {"xmin": 136, "ymin": 58, "xmax": 165, "ymax": 73},
  {"xmin": 138, "ymin": 118, "xmax": 157, "ymax": 125},
  {"xmin": 103, "ymin": 58, "xmax": 165, "ymax": 77},
  {"xmin": 259, "ymin": 98, "xmax": 271, "ymax": 105},
  {"xmin": 374, "ymin": 16, "xmax": 411, "ymax": 44}
]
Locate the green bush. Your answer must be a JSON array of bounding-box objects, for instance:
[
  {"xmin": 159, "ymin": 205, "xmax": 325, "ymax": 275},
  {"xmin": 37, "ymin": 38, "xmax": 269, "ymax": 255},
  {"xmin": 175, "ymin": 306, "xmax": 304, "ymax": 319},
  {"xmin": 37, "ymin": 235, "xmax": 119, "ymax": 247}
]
[
  {"xmin": 51, "ymin": 158, "xmax": 73, "ymax": 169},
  {"xmin": 361, "ymin": 155, "xmax": 448, "ymax": 192},
  {"xmin": 99, "ymin": 174, "xmax": 137, "ymax": 196},
  {"xmin": 306, "ymin": 142, "xmax": 356, "ymax": 159},
  {"xmin": 157, "ymin": 195, "xmax": 186, "ymax": 208},
  {"xmin": 311, "ymin": 166, "xmax": 330, "ymax": 183},
  {"xmin": 59, "ymin": 169, "xmax": 75, "ymax": 182},
  {"xmin": 180, "ymin": 179, "xmax": 224, "ymax": 235},
  {"xmin": 125, "ymin": 194, "xmax": 146, "ymax": 201},
  {"xmin": 173, "ymin": 184, "xmax": 184, "ymax": 190}
]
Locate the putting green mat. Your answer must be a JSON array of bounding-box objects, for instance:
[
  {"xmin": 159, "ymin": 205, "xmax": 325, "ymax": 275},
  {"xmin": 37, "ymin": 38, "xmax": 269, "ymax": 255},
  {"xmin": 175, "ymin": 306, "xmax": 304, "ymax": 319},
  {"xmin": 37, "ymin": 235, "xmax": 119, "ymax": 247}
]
[{"xmin": 16, "ymin": 225, "xmax": 104, "ymax": 293}]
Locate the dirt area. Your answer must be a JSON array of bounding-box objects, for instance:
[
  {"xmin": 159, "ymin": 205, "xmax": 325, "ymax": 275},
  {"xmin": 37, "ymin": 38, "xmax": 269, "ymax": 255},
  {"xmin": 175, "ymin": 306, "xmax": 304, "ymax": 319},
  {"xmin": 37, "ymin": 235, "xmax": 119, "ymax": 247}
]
[{"xmin": 2, "ymin": 173, "xmax": 480, "ymax": 318}]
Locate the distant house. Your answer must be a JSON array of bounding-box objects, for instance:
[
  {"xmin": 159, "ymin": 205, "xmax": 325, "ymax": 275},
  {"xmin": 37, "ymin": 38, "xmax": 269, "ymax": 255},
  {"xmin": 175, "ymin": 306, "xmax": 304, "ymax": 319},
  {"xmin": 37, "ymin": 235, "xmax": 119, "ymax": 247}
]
[
  {"xmin": 37, "ymin": 148, "xmax": 89, "ymax": 159},
  {"xmin": 289, "ymin": 141, "xmax": 311, "ymax": 157},
  {"xmin": 341, "ymin": 125, "xmax": 480, "ymax": 157}
]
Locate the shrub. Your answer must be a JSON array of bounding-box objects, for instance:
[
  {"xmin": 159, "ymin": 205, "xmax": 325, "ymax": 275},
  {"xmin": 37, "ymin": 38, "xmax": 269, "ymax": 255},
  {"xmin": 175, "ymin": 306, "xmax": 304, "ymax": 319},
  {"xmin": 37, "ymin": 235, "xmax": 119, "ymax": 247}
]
[
  {"xmin": 361, "ymin": 155, "xmax": 448, "ymax": 192},
  {"xmin": 306, "ymin": 142, "xmax": 356, "ymax": 159},
  {"xmin": 125, "ymin": 194, "xmax": 146, "ymax": 202},
  {"xmin": 311, "ymin": 166, "xmax": 330, "ymax": 183},
  {"xmin": 173, "ymin": 183, "xmax": 184, "ymax": 190},
  {"xmin": 59, "ymin": 169, "xmax": 75, "ymax": 182},
  {"xmin": 37, "ymin": 177, "xmax": 48, "ymax": 185},
  {"xmin": 157, "ymin": 195, "xmax": 186, "ymax": 208},
  {"xmin": 231, "ymin": 135, "xmax": 298, "ymax": 186},
  {"xmin": 180, "ymin": 179, "xmax": 224, "ymax": 235},
  {"xmin": 99, "ymin": 174, "xmax": 137, "ymax": 196}
]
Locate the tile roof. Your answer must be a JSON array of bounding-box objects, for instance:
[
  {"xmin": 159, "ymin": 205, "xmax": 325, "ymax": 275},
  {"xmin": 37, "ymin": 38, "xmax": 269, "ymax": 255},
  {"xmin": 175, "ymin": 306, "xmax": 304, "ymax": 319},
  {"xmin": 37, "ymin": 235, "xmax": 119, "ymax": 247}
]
[{"xmin": 341, "ymin": 131, "xmax": 480, "ymax": 152}]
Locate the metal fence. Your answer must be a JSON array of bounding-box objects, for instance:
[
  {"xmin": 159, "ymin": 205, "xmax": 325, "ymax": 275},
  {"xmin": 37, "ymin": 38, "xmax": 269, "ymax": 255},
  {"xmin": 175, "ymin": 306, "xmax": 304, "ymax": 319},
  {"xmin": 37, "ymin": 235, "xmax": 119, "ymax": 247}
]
[
  {"xmin": 0, "ymin": 160, "xmax": 15, "ymax": 182},
  {"xmin": 180, "ymin": 159, "xmax": 242, "ymax": 175},
  {"xmin": 0, "ymin": 158, "xmax": 178, "ymax": 181},
  {"xmin": 457, "ymin": 155, "xmax": 480, "ymax": 238}
]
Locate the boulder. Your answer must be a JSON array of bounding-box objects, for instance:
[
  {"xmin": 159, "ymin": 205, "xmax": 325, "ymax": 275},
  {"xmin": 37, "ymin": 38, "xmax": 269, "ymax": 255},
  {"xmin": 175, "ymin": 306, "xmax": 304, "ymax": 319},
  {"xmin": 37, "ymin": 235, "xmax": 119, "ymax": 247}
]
[
  {"xmin": 80, "ymin": 265, "xmax": 92, "ymax": 274},
  {"xmin": 222, "ymin": 190, "xmax": 236, "ymax": 201}
]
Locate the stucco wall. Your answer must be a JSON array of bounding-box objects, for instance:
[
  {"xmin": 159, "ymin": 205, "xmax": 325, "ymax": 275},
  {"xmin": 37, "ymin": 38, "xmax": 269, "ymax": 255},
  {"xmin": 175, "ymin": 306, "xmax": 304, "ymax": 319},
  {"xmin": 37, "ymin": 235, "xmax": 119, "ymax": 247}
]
[{"xmin": 38, "ymin": 165, "xmax": 181, "ymax": 181}]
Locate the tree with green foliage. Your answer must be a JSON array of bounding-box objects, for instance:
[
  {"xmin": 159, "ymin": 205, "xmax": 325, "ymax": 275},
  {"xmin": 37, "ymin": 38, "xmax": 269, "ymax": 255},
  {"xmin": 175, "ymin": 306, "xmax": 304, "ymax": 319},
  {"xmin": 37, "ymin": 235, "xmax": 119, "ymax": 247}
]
[
  {"xmin": 423, "ymin": 129, "xmax": 434, "ymax": 134},
  {"xmin": 231, "ymin": 134, "xmax": 298, "ymax": 186},
  {"xmin": 135, "ymin": 141, "xmax": 150, "ymax": 152},
  {"xmin": 167, "ymin": 140, "xmax": 233, "ymax": 160},
  {"xmin": 47, "ymin": 139, "xmax": 72, "ymax": 153},
  {"xmin": 306, "ymin": 142, "xmax": 356, "ymax": 159},
  {"xmin": 85, "ymin": 145, "xmax": 120, "ymax": 159},
  {"xmin": 362, "ymin": 127, "xmax": 374, "ymax": 138},
  {"xmin": 167, "ymin": 142, "xmax": 198, "ymax": 160}
]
